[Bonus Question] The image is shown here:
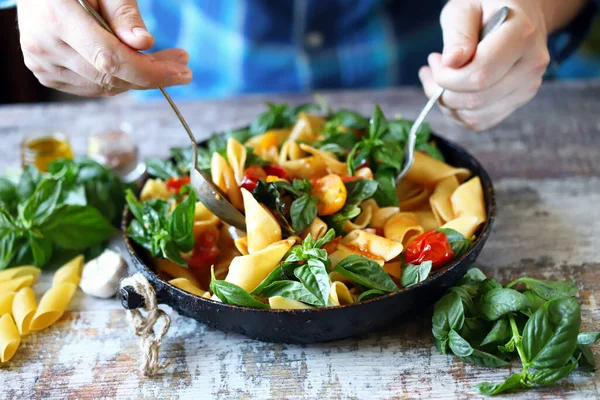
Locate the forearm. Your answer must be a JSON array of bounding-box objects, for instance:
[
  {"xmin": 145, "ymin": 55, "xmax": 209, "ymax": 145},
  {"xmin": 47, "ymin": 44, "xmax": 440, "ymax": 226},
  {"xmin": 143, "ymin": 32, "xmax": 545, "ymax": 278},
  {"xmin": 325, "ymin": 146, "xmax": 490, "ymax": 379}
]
[{"xmin": 539, "ymin": 0, "xmax": 589, "ymax": 33}]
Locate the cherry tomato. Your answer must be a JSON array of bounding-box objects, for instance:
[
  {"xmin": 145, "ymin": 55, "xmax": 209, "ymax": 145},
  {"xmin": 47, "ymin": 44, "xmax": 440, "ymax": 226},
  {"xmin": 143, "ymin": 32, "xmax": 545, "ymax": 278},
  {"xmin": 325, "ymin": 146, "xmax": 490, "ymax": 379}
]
[
  {"xmin": 187, "ymin": 228, "xmax": 220, "ymax": 280},
  {"xmin": 263, "ymin": 164, "xmax": 288, "ymax": 180},
  {"xmin": 341, "ymin": 175, "xmax": 362, "ymax": 183},
  {"xmin": 405, "ymin": 230, "xmax": 453, "ymax": 270},
  {"xmin": 240, "ymin": 165, "xmax": 267, "ymax": 192},
  {"xmin": 311, "ymin": 174, "xmax": 347, "ymax": 216},
  {"xmin": 165, "ymin": 176, "xmax": 191, "ymax": 193}
]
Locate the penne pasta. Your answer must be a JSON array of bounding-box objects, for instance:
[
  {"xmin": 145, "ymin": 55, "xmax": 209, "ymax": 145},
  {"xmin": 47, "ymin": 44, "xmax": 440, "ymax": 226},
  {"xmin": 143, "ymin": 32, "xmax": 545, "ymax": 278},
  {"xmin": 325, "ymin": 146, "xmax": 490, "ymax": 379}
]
[
  {"xmin": 342, "ymin": 230, "xmax": 403, "ymax": 262},
  {"xmin": 328, "ymin": 271, "xmax": 354, "ymax": 284},
  {"xmin": 288, "ymin": 113, "xmax": 320, "ymax": 144},
  {"xmin": 328, "ymin": 281, "xmax": 354, "ymax": 306},
  {"xmin": 30, "ymin": 282, "xmax": 77, "ymax": 331},
  {"xmin": 370, "ymin": 206, "xmax": 400, "ymax": 228},
  {"xmin": 383, "ymin": 213, "xmax": 425, "ymax": 248},
  {"xmin": 241, "ymin": 188, "xmax": 282, "ymax": 253},
  {"xmin": 383, "ymin": 261, "xmax": 402, "ymax": 280},
  {"xmin": 404, "ymin": 152, "xmax": 471, "ymax": 186},
  {"xmin": 12, "ymin": 287, "xmax": 37, "ymax": 335},
  {"xmin": 0, "ymin": 292, "xmax": 16, "ymax": 316},
  {"xmin": 169, "ymin": 278, "xmax": 206, "ymax": 297},
  {"xmin": 52, "ymin": 255, "xmax": 84, "ymax": 286},
  {"xmin": 281, "ymin": 156, "xmax": 328, "ymax": 180},
  {"xmin": 211, "ymin": 152, "xmax": 244, "ymax": 210},
  {"xmin": 329, "ymin": 243, "xmax": 385, "ymax": 267},
  {"xmin": 0, "ymin": 266, "xmax": 41, "ymax": 284},
  {"xmin": 414, "ymin": 209, "xmax": 440, "ymax": 232},
  {"xmin": 226, "ymin": 138, "xmax": 247, "ymax": 185},
  {"xmin": 268, "ymin": 296, "xmax": 314, "ymax": 310},
  {"xmin": 0, "ymin": 314, "xmax": 20, "ymax": 363},
  {"xmin": 343, "ymin": 201, "xmax": 374, "ymax": 232},
  {"xmin": 225, "ymin": 239, "xmax": 295, "ymax": 292},
  {"xmin": 193, "ymin": 202, "xmax": 220, "ymax": 237},
  {"xmin": 430, "ymin": 175, "xmax": 459, "ymax": 225},
  {"xmin": 140, "ymin": 179, "xmax": 172, "ymax": 201},
  {"xmin": 154, "ymin": 258, "xmax": 203, "ymax": 289},
  {"xmin": 247, "ymin": 132, "xmax": 279, "ymax": 163},
  {"xmin": 0, "ymin": 275, "xmax": 35, "ymax": 293},
  {"xmin": 396, "ymin": 180, "xmax": 433, "ymax": 211},
  {"xmin": 451, "ymin": 177, "xmax": 487, "ymax": 227},
  {"xmin": 278, "ymin": 139, "xmax": 306, "ymax": 164},
  {"xmin": 302, "ymin": 217, "xmax": 329, "ymax": 241}
]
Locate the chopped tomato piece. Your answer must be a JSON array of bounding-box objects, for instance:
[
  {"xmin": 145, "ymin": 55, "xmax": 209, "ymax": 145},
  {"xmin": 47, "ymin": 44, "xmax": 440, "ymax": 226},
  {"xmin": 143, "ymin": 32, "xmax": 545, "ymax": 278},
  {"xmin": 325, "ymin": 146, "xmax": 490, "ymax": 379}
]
[
  {"xmin": 311, "ymin": 174, "xmax": 347, "ymax": 216},
  {"xmin": 264, "ymin": 164, "xmax": 288, "ymax": 180},
  {"xmin": 323, "ymin": 236, "xmax": 341, "ymax": 255},
  {"xmin": 405, "ymin": 231, "xmax": 454, "ymax": 270},
  {"xmin": 240, "ymin": 165, "xmax": 267, "ymax": 192},
  {"xmin": 187, "ymin": 228, "xmax": 220, "ymax": 281},
  {"xmin": 341, "ymin": 175, "xmax": 362, "ymax": 183},
  {"xmin": 165, "ymin": 176, "xmax": 191, "ymax": 193}
]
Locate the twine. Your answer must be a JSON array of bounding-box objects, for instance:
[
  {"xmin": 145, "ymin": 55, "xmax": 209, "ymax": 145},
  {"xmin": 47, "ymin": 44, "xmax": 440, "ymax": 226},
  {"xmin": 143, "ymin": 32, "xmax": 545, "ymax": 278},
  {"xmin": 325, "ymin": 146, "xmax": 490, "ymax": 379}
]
[{"xmin": 120, "ymin": 273, "xmax": 171, "ymax": 376}]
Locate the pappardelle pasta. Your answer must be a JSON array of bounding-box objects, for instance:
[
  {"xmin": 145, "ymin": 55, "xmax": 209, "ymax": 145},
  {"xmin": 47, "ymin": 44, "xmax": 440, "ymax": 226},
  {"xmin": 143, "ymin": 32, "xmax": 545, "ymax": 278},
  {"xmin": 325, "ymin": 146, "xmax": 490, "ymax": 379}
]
[{"xmin": 126, "ymin": 103, "xmax": 487, "ymax": 310}]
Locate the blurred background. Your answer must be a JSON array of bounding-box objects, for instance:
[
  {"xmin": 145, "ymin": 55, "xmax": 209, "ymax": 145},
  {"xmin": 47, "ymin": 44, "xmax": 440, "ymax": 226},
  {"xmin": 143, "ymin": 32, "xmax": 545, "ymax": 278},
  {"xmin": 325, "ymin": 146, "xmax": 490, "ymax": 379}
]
[{"xmin": 1, "ymin": 5, "xmax": 599, "ymax": 105}]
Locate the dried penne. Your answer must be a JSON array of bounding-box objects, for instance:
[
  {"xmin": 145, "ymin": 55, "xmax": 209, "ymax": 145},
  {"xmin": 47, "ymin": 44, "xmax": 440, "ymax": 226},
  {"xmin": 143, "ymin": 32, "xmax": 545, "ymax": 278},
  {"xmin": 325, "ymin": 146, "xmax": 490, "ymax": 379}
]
[
  {"xmin": 0, "ymin": 266, "xmax": 41, "ymax": 284},
  {"xmin": 52, "ymin": 255, "xmax": 84, "ymax": 286},
  {"xmin": 12, "ymin": 287, "xmax": 37, "ymax": 335},
  {"xmin": 30, "ymin": 282, "xmax": 77, "ymax": 331},
  {"xmin": 0, "ymin": 275, "xmax": 35, "ymax": 293},
  {"xmin": 169, "ymin": 278, "xmax": 206, "ymax": 297},
  {"xmin": 0, "ymin": 314, "xmax": 20, "ymax": 363},
  {"xmin": 0, "ymin": 292, "xmax": 16, "ymax": 316}
]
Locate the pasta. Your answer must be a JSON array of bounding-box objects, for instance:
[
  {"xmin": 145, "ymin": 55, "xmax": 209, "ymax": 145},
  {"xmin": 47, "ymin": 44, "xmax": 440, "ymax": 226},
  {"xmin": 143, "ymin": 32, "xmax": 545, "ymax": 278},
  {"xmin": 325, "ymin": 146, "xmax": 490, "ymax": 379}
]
[
  {"xmin": 0, "ymin": 314, "xmax": 20, "ymax": 363},
  {"xmin": 0, "ymin": 266, "xmax": 41, "ymax": 283},
  {"xmin": 0, "ymin": 275, "xmax": 36, "ymax": 293},
  {"xmin": 52, "ymin": 255, "xmax": 84, "ymax": 286},
  {"xmin": 12, "ymin": 287, "xmax": 37, "ymax": 335},
  {"xmin": 169, "ymin": 278, "xmax": 206, "ymax": 297},
  {"xmin": 125, "ymin": 103, "xmax": 487, "ymax": 310},
  {"xmin": 241, "ymin": 188, "xmax": 282, "ymax": 253},
  {"xmin": 0, "ymin": 292, "xmax": 15, "ymax": 316},
  {"xmin": 30, "ymin": 282, "xmax": 77, "ymax": 331}
]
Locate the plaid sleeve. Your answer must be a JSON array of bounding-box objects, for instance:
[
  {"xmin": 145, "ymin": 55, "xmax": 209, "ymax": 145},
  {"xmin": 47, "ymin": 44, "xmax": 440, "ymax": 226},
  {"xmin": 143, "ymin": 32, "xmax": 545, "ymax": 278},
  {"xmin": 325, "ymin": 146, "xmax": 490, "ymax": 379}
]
[
  {"xmin": 547, "ymin": 1, "xmax": 599, "ymax": 66},
  {"xmin": 0, "ymin": 0, "xmax": 15, "ymax": 9}
]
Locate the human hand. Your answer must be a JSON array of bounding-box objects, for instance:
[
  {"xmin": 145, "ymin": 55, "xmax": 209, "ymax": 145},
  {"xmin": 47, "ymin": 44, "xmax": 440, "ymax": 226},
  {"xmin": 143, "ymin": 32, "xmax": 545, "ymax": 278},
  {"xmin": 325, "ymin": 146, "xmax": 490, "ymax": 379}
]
[
  {"xmin": 17, "ymin": 0, "xmax": 192, "ymax": 97},
  {"xmin": 419, "ymin": 0, "xmax": 551, "ymax": 131}
]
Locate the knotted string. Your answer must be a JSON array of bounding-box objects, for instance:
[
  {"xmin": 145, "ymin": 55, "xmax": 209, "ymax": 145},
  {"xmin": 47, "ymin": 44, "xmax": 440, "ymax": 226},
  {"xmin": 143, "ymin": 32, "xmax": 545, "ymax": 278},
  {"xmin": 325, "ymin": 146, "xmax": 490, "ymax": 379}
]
[{"xmin": 120, "ymin": 273, "xmax": 171, "ymax": 376}]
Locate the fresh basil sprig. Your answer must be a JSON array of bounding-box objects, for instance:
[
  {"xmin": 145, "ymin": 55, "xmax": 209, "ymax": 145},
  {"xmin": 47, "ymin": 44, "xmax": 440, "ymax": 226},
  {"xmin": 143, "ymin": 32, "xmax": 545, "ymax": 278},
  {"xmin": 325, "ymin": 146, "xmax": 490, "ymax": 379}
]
[
  {"xmin": 209, "ymin": 267, "xmax": 269, "ymax": 309},
  {"xmin": 250, "ymin": 102, "xmax": 321, "ymax": 135},
  {"xmin": 401, "ymin": 261, "xmax": 432, "ymax": 288},
  {"xmin": 334, "ymin": 254, "xmax": 398, "ymax": 294},
  {"xmin": 327, "ymin": 179, "xmax": 378, "ymax": 235},
  {"xmin": 273, "ymin": 178, "xmax": 318, "ymax": 233},
  {"xmin": 438, "ymin": 228, "xmax": 476, "ymax": 259},
  {"xmin": 432, "ymin": 268, "xmax": 600, "ymax": 396},
  {"xmin": 125, "ymin": 188, "xmax": 196, "ymax": 266}
]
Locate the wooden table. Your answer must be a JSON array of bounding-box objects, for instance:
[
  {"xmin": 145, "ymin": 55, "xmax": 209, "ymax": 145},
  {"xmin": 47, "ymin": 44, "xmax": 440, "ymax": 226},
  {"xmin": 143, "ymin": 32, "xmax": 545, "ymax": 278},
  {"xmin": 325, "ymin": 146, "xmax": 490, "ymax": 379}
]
[{"xmin": 1, "ymin": 81, "xmax": 599, "ymax": 399}]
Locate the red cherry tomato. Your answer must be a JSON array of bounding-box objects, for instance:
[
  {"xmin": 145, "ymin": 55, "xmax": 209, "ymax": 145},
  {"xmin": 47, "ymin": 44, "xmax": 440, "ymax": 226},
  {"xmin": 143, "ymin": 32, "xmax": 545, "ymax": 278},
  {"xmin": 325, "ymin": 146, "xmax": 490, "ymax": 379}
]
[
  {"xmin": 165, "ymin": 176, "xmax": 191, "ymax": 193},
  {"xmin": 341, "ymin": 175, "xmax": 362, "ymax": 183},
  {"xmin": 240, "ymin": 165, "xmax": 267, "ymax": 192},
  {"xmin": 263, "ymin": 164, "xmax": 288, "ymax": 180},
  {"xmin": 405, "ymin": 231, "xmax": 453, "ymax": 270},
  {"xmin": 187, "ymin": 228, "xmax": 220, "ymax": 280}
]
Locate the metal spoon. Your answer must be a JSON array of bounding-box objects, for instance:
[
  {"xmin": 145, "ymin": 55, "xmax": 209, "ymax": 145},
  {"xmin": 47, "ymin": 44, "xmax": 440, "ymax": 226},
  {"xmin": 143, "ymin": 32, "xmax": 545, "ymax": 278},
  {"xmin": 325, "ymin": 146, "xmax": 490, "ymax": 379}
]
[
  {"xmin": 395, "ymin": 6, "xmax": 510, "ymax": 184},
  {"xmin": 77, "ymin": 0, "xmax": 247, "ymax": 230}
]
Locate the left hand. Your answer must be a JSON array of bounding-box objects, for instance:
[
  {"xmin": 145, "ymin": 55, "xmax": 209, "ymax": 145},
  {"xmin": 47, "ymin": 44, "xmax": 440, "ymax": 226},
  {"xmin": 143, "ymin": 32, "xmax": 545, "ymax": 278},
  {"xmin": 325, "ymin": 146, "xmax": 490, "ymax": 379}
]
[{"xmin": 419, "ymin": 0, "xmax": 551, "ymax": 131}]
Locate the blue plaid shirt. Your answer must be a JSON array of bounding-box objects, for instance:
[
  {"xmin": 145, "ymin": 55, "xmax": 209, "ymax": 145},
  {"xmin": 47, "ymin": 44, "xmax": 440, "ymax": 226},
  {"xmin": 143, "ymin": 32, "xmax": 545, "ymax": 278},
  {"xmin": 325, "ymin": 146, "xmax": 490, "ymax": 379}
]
[{"xmin": 2, "ymin": 0, "xmax": 599, "ymax": 100}]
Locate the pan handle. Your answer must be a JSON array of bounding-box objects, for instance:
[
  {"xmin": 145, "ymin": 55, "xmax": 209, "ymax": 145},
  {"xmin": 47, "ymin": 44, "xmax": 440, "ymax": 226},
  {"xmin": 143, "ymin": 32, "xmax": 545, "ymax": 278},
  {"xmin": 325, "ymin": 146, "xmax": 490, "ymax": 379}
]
[{"xmin": 120, "ymin": 285, "xmax": 146, "ymax": 309}]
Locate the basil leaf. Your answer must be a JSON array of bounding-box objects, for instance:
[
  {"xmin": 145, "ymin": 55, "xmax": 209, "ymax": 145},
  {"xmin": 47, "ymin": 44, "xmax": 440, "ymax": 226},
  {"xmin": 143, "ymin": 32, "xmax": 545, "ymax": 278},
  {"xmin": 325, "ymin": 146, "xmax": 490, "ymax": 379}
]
[
  {"xmin": 474, "ymin": 373, "xmax": 524, "ymax": 395},
  {"xmin": 373, "ymin": 141, "xmax": 404, "ymax": 171},
  {"xmin": 448, "ymin": 329, "xmax": 473, "ymax": 357},
  {"xmin": 0, "ymin": 178, "xmax": 17, "ymax": 211},
  {"xmin": 146, "ymin": 158, "xmax": 181, "ymax": 180},
  {"xmin": 125, "ymin": 189, "xmax": 145, "ymax": 222},
  {"xmin": 127, "ymin": 219, "xmax": 152, "ymax": 249},
  {"xmin": 250, "ymin": 102, "xmax": 290, "ymax": 135},
  {"xmin": 260, "ymin": 280, "xmax": 322, "ymax": 307},
  {"xmin": 160, "ymin": 238, "xmax": 187, "ymax": 266},
  {"xmin": 168, "ymin": 191, "xmax": 197, "ymax": 252},
  {"xmin": 437, "ymin": 228, "xmax": 475, "ymax": 259},
  {"xmin": 343, "ymin": 179, "xmax": 378, "ymax": 208},
  {"xmin": 250, "ymin": 266, "xmax": 286, "ymax": 296},
  {"xmin": 372, "ymin": 169, "xmax": 398, "ymax": 207},
  {"xmin": 416, "ymin": 142, "xmax": 445, "ymax": 162},
  {"xmin": 357, "ymin": 289, "xmax": 386, "ymax": 302},
  {"xmin": 522, "ymin": 297, "xmax": 581, "ymax": 369},
  {"xmin": 507, "ymin": 277, "xmax": 578, "ymax": 301},
  {"xmin": 334, "ymin": 255, "xmax": 398, "ymax": 293},
  {"xmin": 331, "ymin": 109, "xmax": 368, "ymax": 130},
  {"xmin": 480, "ymin": 317, "xmax": 512, "ymax": 347},
  {"xmin": 575, "ymin": 345, "xmax": 597, "ymax": 371},
  {"xmin": 449, "ymin": 286, "xmax": 478, "ymax": 317},
  {"xmin": 40, "ymin": 205, "xmax": 116, "ymax": 250},
  {"xmin": 368, "ymin": 105, "xmax": 388, "ymax": 140},
  {"xmin": 294, "ymin": 259, "xmax": 331, "ymax": 306},
  {"xmin": 401, "ymin": 261, "xmax": 432, "ymax": 288},
  {"xmin": 17, "ymin": 165, "xmax": 41, "ymax": 202},
  {"xmin": 290, "ymin": 195, "xmax": 317, "ymax": 233},
  {"xmin": 528, "ymin": 361, "xmax": 578, "ymax": 385},
  {"xmin": 457, "ymin": 268, "xmax": 487, "ymax": 286},
  {"xmin": 244, "ymin": 147, "xmax": 270, "ymax": 168},
  {"xmin": 432, "ymin": 291, "xmax": 465, "ymax": 346},
  {"xmin": 480, "ymin": 288, "xmax": 531, "ymax": 321},
  {"xmin": 478, "ymin": 278, "xmax": 502, "ymax": 296},
  {"xmin": 21, "ymin": 179, "xmax": 62, "ymax": 227},
  {"xmin": 313, "ymin": 132, "xmax": 358, "ymax": 156},
  {"xmin": 522, "ymin": 289, "xmax": 546, "ymax": 316},
  {"xmin": 578, "ymin": 332, "xmax": 600, "ymax": 346},
  {"xmin": 28, "ymin": 234, "xmax": 53, "ymax": 267},
  {"xmin": 459, "ymin": 317, "xmax": 489, "ymax": 345},
  {"xmin": 0, "ymin": 231, "xmax": 17, "ymax": 270},
  {"xmin": 460, "ymin": 349, "xmax": 510, "ymax": 368},
  {"xmin": 210, "ymin": 279, "xmax": 269, "ymax": 309}
]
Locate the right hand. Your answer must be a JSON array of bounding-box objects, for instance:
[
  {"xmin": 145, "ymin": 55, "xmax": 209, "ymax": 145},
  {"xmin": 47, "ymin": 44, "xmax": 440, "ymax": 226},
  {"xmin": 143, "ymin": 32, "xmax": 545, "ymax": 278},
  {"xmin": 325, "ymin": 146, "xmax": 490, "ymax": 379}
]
[{"xmin": 17, "ymin": 0, "xmax": 192, "ymax": 97}]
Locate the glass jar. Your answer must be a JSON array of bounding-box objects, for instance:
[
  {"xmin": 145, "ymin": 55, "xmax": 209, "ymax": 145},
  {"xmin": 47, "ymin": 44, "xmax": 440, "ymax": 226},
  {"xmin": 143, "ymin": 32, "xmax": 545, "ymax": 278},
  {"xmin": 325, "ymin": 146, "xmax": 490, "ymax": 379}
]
[{"xmin": 20, "ymin": 130, "xmax": 74, "ymax": 172}]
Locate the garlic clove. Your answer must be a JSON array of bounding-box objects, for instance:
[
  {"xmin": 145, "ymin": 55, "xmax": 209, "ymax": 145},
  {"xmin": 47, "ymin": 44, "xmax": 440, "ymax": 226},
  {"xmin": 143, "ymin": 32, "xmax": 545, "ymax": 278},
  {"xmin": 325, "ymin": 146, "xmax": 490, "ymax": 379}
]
[{"xmin": 79, "ymin": 249, "xmax": 127, "ymax": 298}]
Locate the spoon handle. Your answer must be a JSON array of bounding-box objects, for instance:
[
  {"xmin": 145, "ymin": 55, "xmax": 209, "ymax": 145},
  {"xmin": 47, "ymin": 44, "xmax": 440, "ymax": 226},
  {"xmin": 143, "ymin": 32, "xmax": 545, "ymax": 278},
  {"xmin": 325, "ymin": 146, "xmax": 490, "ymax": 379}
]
[{"xmin": 396, "ymin": 6, "xmax": 510, "ymax": 184}]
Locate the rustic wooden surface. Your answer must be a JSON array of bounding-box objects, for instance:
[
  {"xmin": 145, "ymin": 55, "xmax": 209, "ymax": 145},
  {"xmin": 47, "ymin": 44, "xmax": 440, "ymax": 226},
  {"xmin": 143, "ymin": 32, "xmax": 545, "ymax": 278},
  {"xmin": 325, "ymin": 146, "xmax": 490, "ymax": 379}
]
[{"xmin": 0, "ymin": 81, "xmax": 599, "ymax": 399}]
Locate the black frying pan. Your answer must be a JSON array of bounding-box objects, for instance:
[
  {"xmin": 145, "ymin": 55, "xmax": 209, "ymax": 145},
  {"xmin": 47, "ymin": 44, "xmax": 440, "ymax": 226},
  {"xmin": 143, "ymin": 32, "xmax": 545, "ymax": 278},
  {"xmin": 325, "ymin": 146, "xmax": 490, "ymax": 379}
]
[{"xmin": 120, "ymin": 132, "xmax": 496, "ymax": 344}]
